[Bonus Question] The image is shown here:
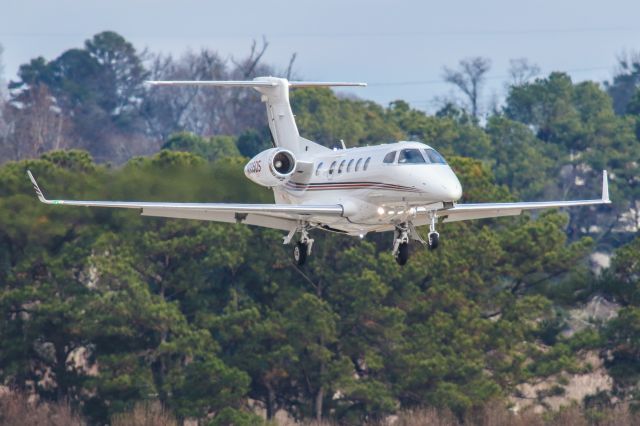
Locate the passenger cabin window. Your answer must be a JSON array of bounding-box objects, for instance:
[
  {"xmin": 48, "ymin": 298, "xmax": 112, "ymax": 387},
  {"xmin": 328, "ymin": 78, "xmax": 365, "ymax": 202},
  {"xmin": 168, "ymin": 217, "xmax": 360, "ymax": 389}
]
[
  {"xmin": 338, "ymin": 160, "xmax": 346, "ymax": 173},
  {"xmin": 383, "ymin": 151, "xmax": 397, "ymax": 163},
  {"xmin": 329, "ymin": 161, "xmax": 337, "ymax": 174},
  {"xmin": 347, "ymin": 159, "xmax": 354, "ymax": 172},
  {"xmin": 315, "ymin": 162, "xmax": 323, "ymax": 176},
  {"xmin": 363, "ymin": 157, "xmax": 371, "ymax": 171},
  {"xmin": 398, "ymin": 149, "xmax": 426, "ymax": 164},
  {"xmin": 355, "ymin": 158, "xmax": 363, "ymax": 171},
  {"xmin": 424, "ymin": 148, "xmax": 447, "ymax": 164}
]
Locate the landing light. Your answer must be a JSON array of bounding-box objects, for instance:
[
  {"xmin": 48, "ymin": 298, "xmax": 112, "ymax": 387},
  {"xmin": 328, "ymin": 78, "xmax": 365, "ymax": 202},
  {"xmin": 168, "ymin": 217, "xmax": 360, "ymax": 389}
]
[{"xmin": 377, "ymin": 207, "xmax": 385, "ymax": 215}]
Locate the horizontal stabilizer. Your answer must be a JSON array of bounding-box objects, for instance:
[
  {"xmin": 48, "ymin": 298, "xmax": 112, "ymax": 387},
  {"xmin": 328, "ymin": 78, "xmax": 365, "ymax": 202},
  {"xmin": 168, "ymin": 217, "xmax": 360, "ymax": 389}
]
[
  {"xmin": 146, "ymin": 79, "xmax": 367, "ymax": 88},
  {"xmin": 289, "ymin": 81, "xmax": 367, "ymax": 87},
  {"xmin": 145, "ymin": 80, "xmax": 278, "ymax": 87}
]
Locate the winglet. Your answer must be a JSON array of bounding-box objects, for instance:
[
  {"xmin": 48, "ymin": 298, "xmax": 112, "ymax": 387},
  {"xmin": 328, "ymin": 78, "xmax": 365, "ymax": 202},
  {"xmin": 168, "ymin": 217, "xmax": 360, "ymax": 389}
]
[
  {"xmin": 602, "ymin": 170, "xmax": 610, "ymax": 203},
  {"xmin": 27, "ymin": 170, "xmax": 50, "ymax": 204}
]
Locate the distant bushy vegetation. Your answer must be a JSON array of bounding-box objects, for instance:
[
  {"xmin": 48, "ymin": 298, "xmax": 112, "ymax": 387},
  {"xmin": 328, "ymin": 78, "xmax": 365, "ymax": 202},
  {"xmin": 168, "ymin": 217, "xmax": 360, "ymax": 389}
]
[{"xmin": 3, "ymin": 391, "xmax": 640, "ymax": 426}]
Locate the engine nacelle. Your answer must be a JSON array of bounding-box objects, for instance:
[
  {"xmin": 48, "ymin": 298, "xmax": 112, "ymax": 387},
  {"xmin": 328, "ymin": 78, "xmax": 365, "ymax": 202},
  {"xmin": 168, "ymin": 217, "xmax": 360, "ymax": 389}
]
[{"xmin": 244, "ymin": 148, "xmax": 297, "ymax": 187}]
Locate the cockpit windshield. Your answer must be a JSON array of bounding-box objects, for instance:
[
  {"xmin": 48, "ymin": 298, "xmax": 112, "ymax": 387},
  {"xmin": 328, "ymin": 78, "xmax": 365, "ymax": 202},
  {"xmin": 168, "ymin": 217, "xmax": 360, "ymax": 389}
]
[
  {"xmin": 423, "ymin": 148, "xmax": 447, "ymax": 164},
  {"xmin": 398, "ymin": 149, "xmax": 426, "ymax": 164}
]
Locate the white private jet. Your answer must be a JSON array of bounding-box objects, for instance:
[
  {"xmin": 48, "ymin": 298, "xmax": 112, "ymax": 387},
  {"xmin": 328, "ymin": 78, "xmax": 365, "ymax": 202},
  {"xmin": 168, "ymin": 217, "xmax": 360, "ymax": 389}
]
[{"xmin": 27, "ymin": 77, "xmax": 611, "ymax": 265}]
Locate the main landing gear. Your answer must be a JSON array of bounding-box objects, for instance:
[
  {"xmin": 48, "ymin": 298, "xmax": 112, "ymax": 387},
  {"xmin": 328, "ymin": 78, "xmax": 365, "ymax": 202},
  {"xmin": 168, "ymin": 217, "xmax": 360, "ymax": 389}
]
[
  {"xmin": 427, "ymin": 211, "xmax": 440, "ymax": 250},
  {"xmin": 392, "ymin": 212, "xmax": 440, "ymax": 265},
  {"xmin": 392, "ymin": 223, "xmax": 411, "ymax": 266},
  {"xmin": 284, "ymin": 223, "xmax": 314, "ymax": 266}
]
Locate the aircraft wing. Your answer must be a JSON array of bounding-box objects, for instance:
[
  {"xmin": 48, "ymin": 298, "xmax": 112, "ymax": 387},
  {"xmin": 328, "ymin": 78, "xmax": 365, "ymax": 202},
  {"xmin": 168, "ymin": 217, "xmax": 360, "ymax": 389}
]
[
  {"xmin": 27, "ymin": 171, "xmax": 343, "ymax": 231},
  {"xmin": 440, "ymin": 170, "xmax": 611, "ymax": 223}
]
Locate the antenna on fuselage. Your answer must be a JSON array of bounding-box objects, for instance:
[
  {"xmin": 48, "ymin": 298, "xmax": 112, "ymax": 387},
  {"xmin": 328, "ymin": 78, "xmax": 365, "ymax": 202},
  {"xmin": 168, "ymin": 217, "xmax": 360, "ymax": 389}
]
[{"xmin": 339, "ymin": 139, "xmax": 346, "ymax": 150}]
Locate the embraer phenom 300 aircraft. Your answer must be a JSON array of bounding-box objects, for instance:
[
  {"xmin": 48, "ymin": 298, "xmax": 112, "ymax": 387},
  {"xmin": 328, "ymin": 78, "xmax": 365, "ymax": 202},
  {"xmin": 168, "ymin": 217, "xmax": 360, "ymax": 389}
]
[{"xmin": 28, "ymin": 77, "xmax": 610, "ymax": 265}]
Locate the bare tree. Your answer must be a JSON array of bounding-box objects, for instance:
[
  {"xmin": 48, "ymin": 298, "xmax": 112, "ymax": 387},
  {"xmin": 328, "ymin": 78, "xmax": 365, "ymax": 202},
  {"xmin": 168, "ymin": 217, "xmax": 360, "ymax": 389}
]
[
  {"xmin": 508, "ymin": 58, "xmax": 540, "ymax": 87},
  {"xmin": 442, "ymin": 57, "xmax": 491, "ymax": 119},
  {"xmin": 4, "ymin": 85, "xmax": 68, "ymax": 161},
  {"xmin": 142, "ymin": 41, "xmax": 276, "ymax": 141},
  {"xmin": 143, "ymin": 49, "xmax": 228, "ymax": 139},
  {"xmin": 232, "ymin": 37, "xmax": 269, "ymax": 78},
  {"xmin": 286, "ymin": 52, "xmax": 297, "ymax": 80},
  {"xmin": 0, "ymin": 44, "xmax": 4, "ymax": 90},
  {"xmin": 605, "ymin": 50, "xmax": 640, "ymax": 115},
  {"xmin": 0, "ymin": 43, "xmax": 6, "ymax": 105},
  {"xmin": 0, "ymin": 106, "xmax": 10, "ymax": 162},
  {"xmin": 0, "ymin": 45, "xmax": 15, "ymax": 161}
]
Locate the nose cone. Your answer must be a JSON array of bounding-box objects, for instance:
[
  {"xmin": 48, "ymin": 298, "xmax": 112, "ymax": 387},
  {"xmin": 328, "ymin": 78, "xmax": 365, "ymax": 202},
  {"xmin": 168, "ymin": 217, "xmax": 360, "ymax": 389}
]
[
  {"xmin": 439, "ymin": 168, "xmax": 462, "ymax": 201},
  {"xmin": 416, "ymin": 165, "xmax": 463, "ymax": 202}
]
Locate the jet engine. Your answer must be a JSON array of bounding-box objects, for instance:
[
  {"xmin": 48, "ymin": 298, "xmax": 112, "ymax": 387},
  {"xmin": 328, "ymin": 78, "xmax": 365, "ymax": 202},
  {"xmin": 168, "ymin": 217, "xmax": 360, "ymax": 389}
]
[{"xmin": 244, "ymin": 148, "xmax": 297, "ymax": 187}]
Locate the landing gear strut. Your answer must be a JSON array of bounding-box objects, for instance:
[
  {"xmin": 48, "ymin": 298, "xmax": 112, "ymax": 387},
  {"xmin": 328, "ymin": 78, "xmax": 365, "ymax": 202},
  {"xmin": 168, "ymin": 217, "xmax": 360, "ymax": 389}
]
[
  {"xmin": 392, "ymin": 212, "xmax": 440, "ymax": 266},
  {"xmin": 284, "ymin": 223, "xmax": 314, "ymax": 266},
  {"xmin": 393, "ymin": 223, "xmax": 410, "ymax": 265},
  {"xmin": 428, "ymin": 212, "xmax": 440, "ymax": 251}
]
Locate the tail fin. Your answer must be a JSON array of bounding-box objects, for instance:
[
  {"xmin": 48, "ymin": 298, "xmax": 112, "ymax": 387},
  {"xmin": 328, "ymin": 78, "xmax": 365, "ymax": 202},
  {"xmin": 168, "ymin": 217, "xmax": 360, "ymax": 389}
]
[{"xmin": 146, "ymin": 77, "xmax": 366, "ymax": 155}]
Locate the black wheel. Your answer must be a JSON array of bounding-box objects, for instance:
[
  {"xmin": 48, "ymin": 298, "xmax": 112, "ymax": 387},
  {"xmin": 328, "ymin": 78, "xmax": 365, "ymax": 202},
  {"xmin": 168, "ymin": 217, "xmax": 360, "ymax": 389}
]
[
  {"xmin": 428, "ymin": 233, "xmax": 439, "ymax": 250},
  {"xmin": 293, "ymin": 242, "xmax": 308, "ymax": 266},
  {"xmin": 396, "ymin": 242, "xmax": 409, "ymax": 265}
]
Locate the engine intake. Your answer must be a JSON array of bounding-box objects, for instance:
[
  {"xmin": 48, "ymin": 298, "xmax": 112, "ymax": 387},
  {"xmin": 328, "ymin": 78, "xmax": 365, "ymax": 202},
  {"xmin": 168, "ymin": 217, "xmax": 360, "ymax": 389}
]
[
  {"xmin": 272, "ymin": 150, "xmax": 295, "ymax": 175},
  {"xmin": 244, "ymin": 148, "xmax": 297, "ymax": 187}
]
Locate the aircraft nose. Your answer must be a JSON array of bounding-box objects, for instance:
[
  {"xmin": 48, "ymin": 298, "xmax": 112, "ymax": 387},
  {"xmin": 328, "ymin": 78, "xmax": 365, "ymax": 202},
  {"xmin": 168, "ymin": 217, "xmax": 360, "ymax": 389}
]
[
  {"xmin": 419, "ymin": 166, "xmax": 463, "ymax": 202},
  {"xmin": 440, "ymin": 170, "xmax": 462, "ymax": 201},
  {"xmin": 439, "ymin": 183, "xmax": 462, "ymax": 201}
]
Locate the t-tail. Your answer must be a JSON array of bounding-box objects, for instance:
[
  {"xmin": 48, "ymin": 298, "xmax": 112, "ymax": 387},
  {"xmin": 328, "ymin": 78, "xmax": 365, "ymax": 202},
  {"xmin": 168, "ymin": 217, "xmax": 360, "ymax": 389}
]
[{"xmin": 146, "ymin": 77, "xmax": 366, "ymax": 156}]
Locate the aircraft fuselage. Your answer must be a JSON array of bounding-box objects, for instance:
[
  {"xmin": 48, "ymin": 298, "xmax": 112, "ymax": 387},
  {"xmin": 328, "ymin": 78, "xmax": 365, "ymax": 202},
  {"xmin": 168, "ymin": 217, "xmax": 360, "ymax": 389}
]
[{"xmin": 273, "ymin": 141, "xmax": 462, "ymax": 235}]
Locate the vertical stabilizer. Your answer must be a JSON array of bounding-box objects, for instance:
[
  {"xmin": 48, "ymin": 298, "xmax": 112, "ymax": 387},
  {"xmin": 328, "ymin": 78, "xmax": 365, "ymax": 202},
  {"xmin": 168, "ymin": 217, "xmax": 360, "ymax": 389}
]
[{"xmin": 253, "ymin": 77, "xmax": 301, "ymax": 154}]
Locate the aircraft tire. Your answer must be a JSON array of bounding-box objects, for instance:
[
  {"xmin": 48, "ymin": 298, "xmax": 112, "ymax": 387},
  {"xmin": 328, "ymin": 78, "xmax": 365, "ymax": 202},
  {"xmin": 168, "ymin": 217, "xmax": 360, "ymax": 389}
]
[
  {"xmin": 428, "ymin": 233, "xmax": 439, "ymax": 250},
  {"xmin": 396, "ymin": 242, "xmax": 409, "ymax": 265},
  {"xmin": 293, "ymin": 242, "xmax": 307, "ymax": 266}
]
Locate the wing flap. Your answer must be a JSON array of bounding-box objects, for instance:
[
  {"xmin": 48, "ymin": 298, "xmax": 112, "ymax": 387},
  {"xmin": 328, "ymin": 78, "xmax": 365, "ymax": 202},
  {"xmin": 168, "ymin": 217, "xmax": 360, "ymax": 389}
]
[
  {"xmin": 141, "ymin": 208, "xmax": 296, "ymax": 231},
  {"xmin": 442, "ymin": 209, "xmax": 523, "ymax": 223}
]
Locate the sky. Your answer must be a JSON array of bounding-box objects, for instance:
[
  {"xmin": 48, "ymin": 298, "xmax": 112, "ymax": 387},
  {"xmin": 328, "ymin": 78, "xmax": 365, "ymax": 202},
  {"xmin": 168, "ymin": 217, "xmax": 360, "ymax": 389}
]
[{"xmin": 1, "ymin": 0, "xmax": 639, "ymax": 112}]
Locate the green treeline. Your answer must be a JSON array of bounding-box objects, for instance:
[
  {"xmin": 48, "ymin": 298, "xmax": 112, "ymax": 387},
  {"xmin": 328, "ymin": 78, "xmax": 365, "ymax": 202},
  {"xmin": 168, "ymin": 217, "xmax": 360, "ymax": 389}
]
[{"xmin": 0, "ymin": 32, "xmax": 640, "ymax": 425}]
